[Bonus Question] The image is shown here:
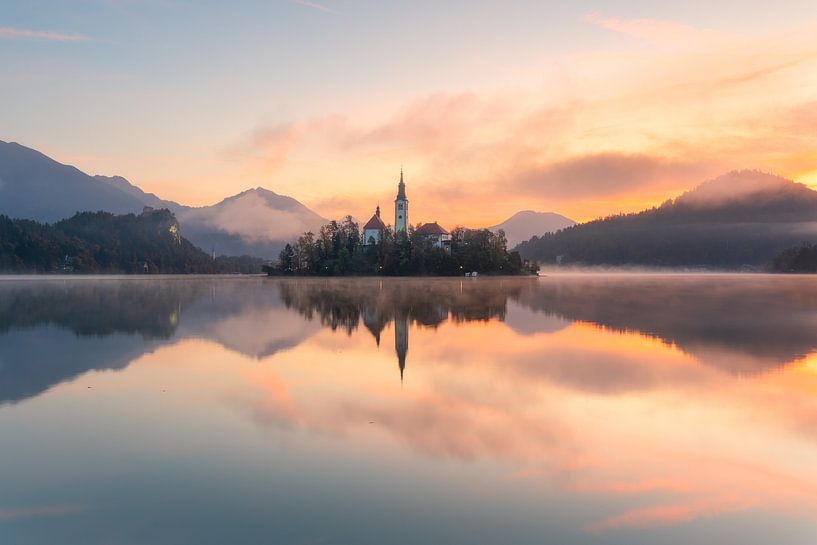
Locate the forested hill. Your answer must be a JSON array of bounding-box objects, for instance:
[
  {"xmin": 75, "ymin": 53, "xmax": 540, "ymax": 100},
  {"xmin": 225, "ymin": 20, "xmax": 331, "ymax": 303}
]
[
  {"xmin": 0, "ymin": 208, "xmax": 263, "ymax": 274},
  {"xmin": 516, "ymin": 171, "xmax": 817, "ymax": 269}
]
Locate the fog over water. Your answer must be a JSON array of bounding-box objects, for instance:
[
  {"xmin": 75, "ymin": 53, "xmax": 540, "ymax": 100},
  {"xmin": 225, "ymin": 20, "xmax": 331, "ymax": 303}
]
[{"xmin": 1, "ymin": 275, "xmax": 817, "ymax": 544}]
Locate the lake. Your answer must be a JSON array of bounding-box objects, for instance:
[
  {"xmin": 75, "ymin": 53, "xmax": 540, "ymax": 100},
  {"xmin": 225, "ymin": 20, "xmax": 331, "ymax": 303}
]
[{"xmin": 1, "ymin": 274, "xmax": 817, "ymax": 544}]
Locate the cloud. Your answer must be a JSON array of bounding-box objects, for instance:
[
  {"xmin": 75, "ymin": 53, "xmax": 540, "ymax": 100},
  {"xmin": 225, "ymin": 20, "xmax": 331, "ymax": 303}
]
[
  {"xmin": 585, "ymin": 496, "xmax": 753, "ymax": 533},
  {"xmin": 293, "ymin": 0, "xmax": 337, "ymax": 15},
  {"xmin": 0, "ymin": 26, "xmax": 90, "ymax": 42},
  {"xmin": 582, "ymin": 12, "xmax": 708, "ymax": 43},
  {"xmin": 508, "ymin": 153, "xmax": 714, "ymax": 200},
  {"xmin": 228, "ymin": 21, "xmax": 817, "ymax": 224}
]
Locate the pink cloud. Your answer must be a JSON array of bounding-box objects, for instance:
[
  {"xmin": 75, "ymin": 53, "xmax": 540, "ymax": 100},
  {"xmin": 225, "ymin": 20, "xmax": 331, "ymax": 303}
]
[
  {"xmin": 582, "ymin": 12, "xmax": 708, "ymax": 43},
  {"xmin": 508, "ymin": 153, "xmax": 716, "ymax": 200},
  {"xmin": 0, "ymin": 26, "xmax": 90, "ymax": 42},
  {"xmin": 585, "ymin": 495, "xmax": 754, "ymax": 533},
  {"xmin": 293, "ymin": 0, "xmax": 337, "ymax": 15}
]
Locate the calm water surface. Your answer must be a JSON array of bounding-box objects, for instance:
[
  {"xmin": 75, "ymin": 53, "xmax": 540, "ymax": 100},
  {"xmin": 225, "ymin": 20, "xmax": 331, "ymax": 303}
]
[{"xmin": 2, "ymin": 274, "xmax": 817, "ymax": 544}]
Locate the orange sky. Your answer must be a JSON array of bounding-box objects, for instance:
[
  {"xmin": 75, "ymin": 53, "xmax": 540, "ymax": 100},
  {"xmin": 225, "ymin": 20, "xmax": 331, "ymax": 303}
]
[
  {"xmin": 146, "ymin": 17, "xmax": 817, "ymax": 225},
  {"xmin": 6, "ymin": 3, "xmax": 817, "ymax": 226}
]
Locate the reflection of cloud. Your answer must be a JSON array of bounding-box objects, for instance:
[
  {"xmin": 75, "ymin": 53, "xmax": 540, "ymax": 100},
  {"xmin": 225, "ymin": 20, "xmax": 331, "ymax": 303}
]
[
  {"xmin": 0, "ymin": 504, "xmax": 85, "ymax": 520},
  {"xmin": 203, "ymin": 307, "xmax": 321, "ymax": 359}
]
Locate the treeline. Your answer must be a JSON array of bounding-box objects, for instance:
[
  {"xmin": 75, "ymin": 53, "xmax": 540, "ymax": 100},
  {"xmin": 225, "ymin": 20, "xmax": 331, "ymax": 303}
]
[
  {"xmin": 771, "ymin": 243, "xmax": 817, "ymax": 273},
  {"xmin": 515, "ymin": 173, "xmax": 817, "ymax": 269},
  {"xmin": 0, "ymin": 208, "xmax": 264, "ymax": 274},
  {"xmin": 516, "ymin": 207, "xmax": 817, "ymax": 269},
  {"xmin": 268, "ymin": 216, "xmax": 538, "ymax": 276}
]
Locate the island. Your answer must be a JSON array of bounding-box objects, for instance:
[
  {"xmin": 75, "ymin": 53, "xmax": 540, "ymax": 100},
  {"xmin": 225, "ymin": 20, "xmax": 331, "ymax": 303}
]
[{"xmin": 266, "ymin": 172, "xmax": 538, "ymax": 276}]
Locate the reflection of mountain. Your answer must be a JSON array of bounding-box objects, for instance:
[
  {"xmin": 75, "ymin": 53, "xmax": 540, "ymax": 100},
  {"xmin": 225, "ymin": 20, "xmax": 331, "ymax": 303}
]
[
  {"xmin": 0, "ymin": 279, "xmax": 319, "ymax": 404},
  {"xmin": 4, "ymin": 274, "xmax": 816, "ymax": 405},
  {"xmin": 278, "ymin": 276, "xmax": 817, "ymax": 377},
  {"xmin": 512, "ymin": 274, "xmax": 817, "ymax": 374}
]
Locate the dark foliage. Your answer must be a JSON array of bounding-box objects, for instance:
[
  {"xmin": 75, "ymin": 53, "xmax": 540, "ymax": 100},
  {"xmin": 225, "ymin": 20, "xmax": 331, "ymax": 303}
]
[
  {"xmin": 516, "ymin": 174, "xmax": 817, "ymax": 269},
  {"xmin": 771, "ymin": 243, "xmax": 817, "ymax": 273},
  {"xmin": 0, "ymin": 208, "xmax": 264, "ymax": 274},
  {"xmin": 267, "ymin": 216, "xmax": 538, "ymax": 276}
]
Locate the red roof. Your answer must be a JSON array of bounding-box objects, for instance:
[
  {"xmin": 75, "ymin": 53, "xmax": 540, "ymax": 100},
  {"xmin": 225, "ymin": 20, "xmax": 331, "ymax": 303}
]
[
  {"xmin": 363, "ymin": 214, "xmax": 387, "ymax": 230},
  {"xmin": 416, "ymin": 222, "xmax": 449, "ymax": 235}
]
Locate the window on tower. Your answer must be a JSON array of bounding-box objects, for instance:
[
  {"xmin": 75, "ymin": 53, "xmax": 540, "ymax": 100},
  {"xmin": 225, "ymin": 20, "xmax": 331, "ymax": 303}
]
[{"xmin": 398, "ymin": 204, "xmax": 403, "ymax": 210}]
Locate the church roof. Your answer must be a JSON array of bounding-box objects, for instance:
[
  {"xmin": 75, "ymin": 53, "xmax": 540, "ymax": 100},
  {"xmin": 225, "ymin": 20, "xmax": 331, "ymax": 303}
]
[
  {"xmin": 416, "ymin": 222, "xmax": 449, "ymax": 235},
  {"xmin": 363, "ymin": 213, "xmax": 387, "ymax": 231}
]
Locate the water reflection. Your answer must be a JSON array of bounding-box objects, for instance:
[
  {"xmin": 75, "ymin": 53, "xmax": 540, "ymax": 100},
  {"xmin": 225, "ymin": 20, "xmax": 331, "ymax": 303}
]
[
  {"xmin": 0, "ymin": 278, "xmax": 320, "ymax": 404},
  {"xmin": 278, "ymin": 278, "xmax": 520, "ymax": 381},
  {"xmin": 3, "ymin": 275, "xmax": 817, "ymax": 405},
  {"xmin": 3, "ymin": 275, "xmax": 817, "ymax": 544}
]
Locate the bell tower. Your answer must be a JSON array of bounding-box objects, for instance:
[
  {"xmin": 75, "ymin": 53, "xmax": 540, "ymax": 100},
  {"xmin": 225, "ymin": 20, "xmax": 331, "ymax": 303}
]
[{"xmin": 394, "ymin": 169, "xmax": 409, "ymax": 233}]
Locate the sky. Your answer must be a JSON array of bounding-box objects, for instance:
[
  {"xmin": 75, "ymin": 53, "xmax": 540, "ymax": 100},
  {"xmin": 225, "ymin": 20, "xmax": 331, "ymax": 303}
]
[{"xmin": 3, "ymin": 0, "xmax": 817, "ymax": 225}]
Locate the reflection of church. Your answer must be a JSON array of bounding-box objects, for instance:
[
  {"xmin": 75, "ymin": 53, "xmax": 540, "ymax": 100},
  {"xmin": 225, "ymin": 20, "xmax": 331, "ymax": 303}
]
[
  {"xmin": 363, "ymin": 170, "xmax": 452, "ymax": 250},
  {"xmin": 277, "ymin": 278, "xmax": 514, "ymax": 384},
  {"xmin": 363, "ymin": 305, "xmax": 408, "ymax": 382}
]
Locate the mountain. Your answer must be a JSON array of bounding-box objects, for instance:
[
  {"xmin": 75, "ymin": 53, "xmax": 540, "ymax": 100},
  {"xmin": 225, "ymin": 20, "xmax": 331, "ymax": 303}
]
[
  {"xmin": 177, "ymin": 188, "xmax": 326, "ymax": 258},
  {"xmin": 0, "ymin": 141, "xmax": 146, "ymax": 222},
  {"xmin": 0, "ymin": 141, "xmax": 325, "ymax": 259},
  {"xmin": 488, "ymin": 210, "xmax": 575, "ymax": 247},
  {"xmin": 95, "ymin": 174, "xmax": 185, "ymax": 213},
  {"xmin": 517, "ymin": 170, "xmax": 817, "ymax": 269}
]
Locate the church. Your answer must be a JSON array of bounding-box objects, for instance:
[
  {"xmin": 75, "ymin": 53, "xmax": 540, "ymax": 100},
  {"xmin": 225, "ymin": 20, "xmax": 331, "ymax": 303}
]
[{"xmin": 362, "ymin": 170, "xmax": 452, "ymax": 250}]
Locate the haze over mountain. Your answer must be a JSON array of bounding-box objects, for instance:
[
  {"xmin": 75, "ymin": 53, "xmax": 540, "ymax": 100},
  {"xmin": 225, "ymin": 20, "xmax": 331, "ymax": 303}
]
[
  {"xmin": 517, "ymin": 171, "xmax": 817, "ymax": 269},
  {"xmin": 177, "ymin": 188, "xmax": 326, "ymax": 258},
  {"xmin": 488, "ymin": 210, "xmax": 575, "ymax": 247},
  {"xmin": 0, "ymin": 141, "xmax": 325, "ymax": 258}
]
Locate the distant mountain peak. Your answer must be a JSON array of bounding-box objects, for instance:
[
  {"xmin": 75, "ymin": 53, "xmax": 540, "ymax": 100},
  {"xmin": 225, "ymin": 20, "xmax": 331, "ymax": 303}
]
[{"xmin": 488, "ymin": 210, "xmax": 575, "ymax": 247}]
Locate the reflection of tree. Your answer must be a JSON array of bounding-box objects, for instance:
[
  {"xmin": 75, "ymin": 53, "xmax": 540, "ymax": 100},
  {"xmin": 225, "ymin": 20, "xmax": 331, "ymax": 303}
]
[
  {"xmin": 278, "ymin": 278, "xmax": 531, "ymax": 379},
  {"xmin": 0, "ymin": 280, "xmax": 205, "ymax": 405},
  {"xmin": 513, "ymin": 275, "xmax": 817, "ymax": 374},
  {"xmin": 0, "ymin": 279, "xmax": 320, "ymax": 405},
  {"xmin": 0, "ymin": 281, "xmax": 200, "ymax": 338}
]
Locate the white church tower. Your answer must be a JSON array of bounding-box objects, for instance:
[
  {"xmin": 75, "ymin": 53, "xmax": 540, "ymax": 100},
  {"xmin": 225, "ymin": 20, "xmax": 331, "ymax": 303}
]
[{"xmin": 394, "ymin": 169, "xmax": 409, "ymax": 233}]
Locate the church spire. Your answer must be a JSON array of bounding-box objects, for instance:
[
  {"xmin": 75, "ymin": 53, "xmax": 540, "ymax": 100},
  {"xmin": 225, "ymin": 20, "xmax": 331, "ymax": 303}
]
[
  {"xmin": 394, "ymin": 168, "xmax": 409, "ymax": 232},
  {"xmin": 396, "ymin": 169, "xmax": 407, "ymax": 201}
]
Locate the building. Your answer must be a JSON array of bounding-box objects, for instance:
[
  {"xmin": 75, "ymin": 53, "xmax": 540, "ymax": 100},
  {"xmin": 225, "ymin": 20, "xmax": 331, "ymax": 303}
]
[
  {"xmin": 362, "ymin": 205, "xmax": 387, "ymax": 246},
  {"xmin": 394, "ymin": 169, "xmax": 409, "ymax": 233},
  {"xmin": 415, "ymin": 222, "xmax": 451, "ymax": 250}
]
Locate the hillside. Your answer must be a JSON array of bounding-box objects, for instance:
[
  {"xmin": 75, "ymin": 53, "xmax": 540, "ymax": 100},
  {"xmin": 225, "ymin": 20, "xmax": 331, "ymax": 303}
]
[
  {"xmin": 0, "ymin": 141, "xmax": 146, "ymax": 222},
  {"xmin": 488, "ymin": 210, "xmax": 575, "ymax": 247},
  {"xmin": 95, "ymin": 174, "xmax": 186, "ymax": 213},
  {"xmin": 0, "ymin": 208, "xmax": 263, "ymax": 273},
  {"xmin": 517, "ymin": 171, "xmax": 817, "ymax": 268},
  {"xmin": 0, "ymin": 141, "xmax": 325, "ymax": 259}
]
